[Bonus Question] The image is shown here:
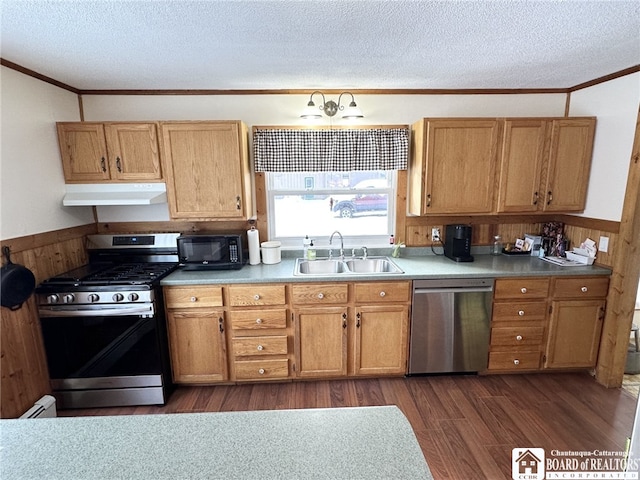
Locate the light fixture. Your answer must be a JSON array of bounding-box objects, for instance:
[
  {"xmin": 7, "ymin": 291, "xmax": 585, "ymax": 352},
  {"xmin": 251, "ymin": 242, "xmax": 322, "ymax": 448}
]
[{"xmin": 300, "ymin": 91, "xmax": 364, "ymax": 119}]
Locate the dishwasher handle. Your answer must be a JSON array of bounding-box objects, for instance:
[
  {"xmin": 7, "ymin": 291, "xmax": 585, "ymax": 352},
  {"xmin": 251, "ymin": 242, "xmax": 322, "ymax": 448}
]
[{"xmin": 413, "ymin": 287, "xmax": 493, "ymax": 294}]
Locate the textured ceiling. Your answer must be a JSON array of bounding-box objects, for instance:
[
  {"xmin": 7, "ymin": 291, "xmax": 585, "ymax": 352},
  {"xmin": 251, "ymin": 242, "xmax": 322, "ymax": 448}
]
[{"xmin": 1, "ymin": 0, "xmax": 639, "ymax": 91}]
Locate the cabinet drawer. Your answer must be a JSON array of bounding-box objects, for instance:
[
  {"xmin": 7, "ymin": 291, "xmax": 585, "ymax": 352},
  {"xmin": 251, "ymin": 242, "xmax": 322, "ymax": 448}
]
[
  {"xmin": 228, "ymin": 285, "xmax": 286, "ymax": 306},
  {"xmin": 552, "ymin": 277, "xmax": 609, "ymax": 299},
  {"xmin": 234, "ymin": 359, "xmax": 289, "ymax": 380},
  {"xmin": 228, "ymin": 309, "xmax": 287, "ymax": 330},
  {"xmin": 492, "ymin": 302, "xmax": 547, "ymax": 322},
  {"xmin": 291, "ymin": 284, "xmax": 349, "ymax": 305},
  {"xmin": 494, "ymin": 278, "xmax": 549, "ymax": 299},
  {"xmin": 488, "ymin": 351, "xmax": 541, "ymax": 370},
  {"xmin": 232, "ymin": 336, "xmax": 288, "ymax": 357},
  {"xmin": 354, "ymin": 281, "xmax": 410, "ymax": 303},
  {"xmin": 164, "ymin": 286, "xmax": 223, "ymax": 309},
  {"xmin": 490, "ymin": 326, "xmax": 544, "ymax": 347}
]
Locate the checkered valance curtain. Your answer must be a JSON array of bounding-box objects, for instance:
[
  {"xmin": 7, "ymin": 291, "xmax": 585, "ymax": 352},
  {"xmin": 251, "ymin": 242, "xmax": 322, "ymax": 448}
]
[{"xmin": 253, "ymin": 128, "xmax": 409, "ymax": 172}]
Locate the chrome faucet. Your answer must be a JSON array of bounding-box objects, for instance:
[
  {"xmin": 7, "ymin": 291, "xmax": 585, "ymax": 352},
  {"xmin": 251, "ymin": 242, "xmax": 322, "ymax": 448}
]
[
  {"xmin": 362, "ymin": 246, "xmax": 368, "ymax": 259},
  {"xmin": 329, "ymin": 231, "xmax": 344, "ymax": 260}
]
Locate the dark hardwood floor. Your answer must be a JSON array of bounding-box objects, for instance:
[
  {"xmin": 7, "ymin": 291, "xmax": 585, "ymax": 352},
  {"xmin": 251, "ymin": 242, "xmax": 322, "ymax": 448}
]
[{"xmin": 59, "ymin": 373, "xmax": 637, "ymax": 479}]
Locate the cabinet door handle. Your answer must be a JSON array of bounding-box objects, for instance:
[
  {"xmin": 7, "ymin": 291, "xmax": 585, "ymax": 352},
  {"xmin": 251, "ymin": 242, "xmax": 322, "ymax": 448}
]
[
  {"xmin": 426, "ymin": 194, "xmax": 432, "ymax": 208},
  {"xmin": 116, "ymin": 156, "xmax": 122, "ymax": 172},
  {"xmin": 342, "ymin": 312, "xmax": 347, "ymax": 329},
  {"xmin": 520, "ymin": 287, "xmax": 528, "ymax": 294},
  {"xmin": 518, "ymin": 310, "xmax": 525, "ymax": 316},
  {"xmin": 581, "ymin": 286, "xmax": 588, "ymax": 293},
  {"xmin": 533, "ymin": 191, "xmax": 538, "ymax": 205},
  {"xmin": 356, "ymin": 312, "xmax": 361, "ymax": 328},
  {"xmin": 513, "ymin": 359, "xmax": 520, "ymax": 365},
  {"xmin": 547, "ymin": 190, "xmax": 553, "ymax": 205},
  {"xmin": 100, "ymin": 157, "xmax": 107, "ymax": 172},
  {"xmin": 218, "ymin": 317, "xmax": 224, "ymax": 333},
  {"xmin": 516, "ymin": 335, "xmax": 523, "ymax": 341},
  {"xmin": 236, "ymin": 196, "xmax": 241, "ymax": 210}
]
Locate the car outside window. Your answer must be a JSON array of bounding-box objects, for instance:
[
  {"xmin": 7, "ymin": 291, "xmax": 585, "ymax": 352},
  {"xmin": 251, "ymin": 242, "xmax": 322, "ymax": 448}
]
[{"xmin": 265, "ymin": 171, "xmax": 396, "ymax": 249}]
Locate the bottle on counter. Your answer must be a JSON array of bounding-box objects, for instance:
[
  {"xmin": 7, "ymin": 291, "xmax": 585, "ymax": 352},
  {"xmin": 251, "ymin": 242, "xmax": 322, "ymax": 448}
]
[
  {"xmin": 491, "ymin": 235, "xmax": 503, "ymax": 255},
  {"xmin": 303, "ymin": 235, "xmax": 311, "ymax": 258},
  {"xmin": 307, "ymin": 241, "xmax": 316, "ymax": 260}
]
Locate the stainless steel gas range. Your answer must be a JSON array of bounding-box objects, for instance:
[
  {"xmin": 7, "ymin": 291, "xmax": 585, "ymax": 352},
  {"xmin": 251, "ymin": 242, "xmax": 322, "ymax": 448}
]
[{"xmin": 35, "ymin": 233, "xmax": 180, "ymax": 410}]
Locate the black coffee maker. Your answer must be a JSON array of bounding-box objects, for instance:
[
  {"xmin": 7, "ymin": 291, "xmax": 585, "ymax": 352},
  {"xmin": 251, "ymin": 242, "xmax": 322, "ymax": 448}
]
[{"xmin": 444, "ymin": 224, "xmax": 474, "ymax": 262}]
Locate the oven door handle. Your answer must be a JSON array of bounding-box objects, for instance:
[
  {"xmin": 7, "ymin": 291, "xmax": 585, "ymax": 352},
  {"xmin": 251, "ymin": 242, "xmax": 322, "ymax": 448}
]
[{"xmin": 38, "ymin": 305, "xmax": 155, "ymax": 317}]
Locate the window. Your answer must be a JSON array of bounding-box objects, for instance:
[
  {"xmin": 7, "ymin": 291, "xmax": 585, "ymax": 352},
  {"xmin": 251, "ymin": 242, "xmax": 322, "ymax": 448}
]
[
  {"xmin": 254, "ymin": 127, "xmax": 408, "ymax": 249},
  {"xmin": 266, "ymin": 170, "xmax": 397, "ymax": 248}
]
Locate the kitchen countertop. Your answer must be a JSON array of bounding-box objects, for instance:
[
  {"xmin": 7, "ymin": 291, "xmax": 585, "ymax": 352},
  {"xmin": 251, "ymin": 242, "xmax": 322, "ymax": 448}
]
[
  {"xmin": 0, "ymin": 406, "xmax": 433, "ymax": 480},
  {"xmin": 161, "ymin": 252, "xmax": 611, "ymax": 285}
]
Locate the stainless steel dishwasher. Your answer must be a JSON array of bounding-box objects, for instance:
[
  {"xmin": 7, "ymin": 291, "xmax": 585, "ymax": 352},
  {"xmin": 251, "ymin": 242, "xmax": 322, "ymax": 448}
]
[{"xmin": 408, "ymin": 278, "xmax": 493, "ymax": 374}]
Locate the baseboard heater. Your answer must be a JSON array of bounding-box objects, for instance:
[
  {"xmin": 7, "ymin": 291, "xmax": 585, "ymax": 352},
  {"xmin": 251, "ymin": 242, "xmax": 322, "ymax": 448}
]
[{"xmin": 19, "ymin": 395, "xmax": 57, "ymax": 419}]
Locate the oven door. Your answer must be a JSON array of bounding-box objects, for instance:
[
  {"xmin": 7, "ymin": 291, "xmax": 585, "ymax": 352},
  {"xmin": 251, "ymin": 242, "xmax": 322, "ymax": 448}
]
[{"xmin": 38, "ymin": 303, "xmax": 165, "ymax": 389}]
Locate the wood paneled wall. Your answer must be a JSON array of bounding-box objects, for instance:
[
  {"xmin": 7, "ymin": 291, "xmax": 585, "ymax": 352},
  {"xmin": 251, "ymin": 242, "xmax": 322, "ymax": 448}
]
[{"xmin": 0, "ymin": 225, "xmax": 94, "ymax": 418}]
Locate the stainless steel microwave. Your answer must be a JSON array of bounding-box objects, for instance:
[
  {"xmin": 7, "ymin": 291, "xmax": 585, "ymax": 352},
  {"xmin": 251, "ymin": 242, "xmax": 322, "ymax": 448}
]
[{"xmin": 176, "ymin": 234, "xmax": 246, "ymax": 270}]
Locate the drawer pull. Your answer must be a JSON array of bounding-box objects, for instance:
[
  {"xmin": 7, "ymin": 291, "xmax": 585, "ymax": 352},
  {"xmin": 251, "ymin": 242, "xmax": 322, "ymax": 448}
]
[
  {"xmin": 257, "ymin": 345, "xmax": 264, "ymax": 351},
  {"xmin": 317, "ymin": 293, "xmax": 324, "ymax": 299},
  {"xmin": 518, "ymin": 310, "xmax": 525, "ymax": 316},
  {"xmin": 516, "ymin": 335, "xmax": 523, "ymax": 341},
  {"xmin": 253, "ymin": 294, "xmax": 260, "ymax": 300},
  {"xmin": 379, "ymin": 291, "xmax": 386, "ymax": 297},
  {"xmin": 520, "ymin": 287, "xmax": 527, "ymax": 294},
  {"xmin": 190, "ymin": 296, "xmax": 197, "ymax": 302},
  {"xmin": 256, "ymin": 318, "xmax": 263, "ymax": 324},
  {"xmin": 513, "ymin": 359, "xmax": 520, "ymax": 365},
  {"xmin": 258, "ymin": 368, "xmax": 265, "ymax": 375},
  {"xmin": 581, "ymin": 286, "xmax": 588, "ymax": 293}
]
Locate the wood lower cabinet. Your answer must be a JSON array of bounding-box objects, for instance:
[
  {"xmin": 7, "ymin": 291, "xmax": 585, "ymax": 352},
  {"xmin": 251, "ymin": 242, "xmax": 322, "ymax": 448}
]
[
  {"xmin": 544, "ymin": 277, "xmax": 608, "ymax": 369},
  {"xmin": 159, "ymin": 121, "xmax": 253, "ymax": 220},
  {"xmin": 488, "ymin": 275, "xmax": 609, "ymax": 373},
  {"xmin": 57, "ymin": 122, "xmax": 162, "ymax": 182},
  {"xmin": 353, "ymin": 282, "xmax": 410, "ymax": 376},
  {"xmin": 292, "ymin": 281, "xmax": 410, "ymax": 379},
  {"xmin": 488, "ymin": 278, "xmax": 550, "ymax": 372},
  {"xmin": 227, "ymin": 284, "xmax": 292, "ymax": 381},
  {"xmin": 164, "ymin": 286, "xmax": 228, "ymax": 383}
]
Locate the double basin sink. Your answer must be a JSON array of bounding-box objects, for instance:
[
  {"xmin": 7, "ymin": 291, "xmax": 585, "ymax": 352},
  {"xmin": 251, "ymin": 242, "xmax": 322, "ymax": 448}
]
[{"xmin": 294, "ymin": 256, "xmax": 404, "ymax": 276}]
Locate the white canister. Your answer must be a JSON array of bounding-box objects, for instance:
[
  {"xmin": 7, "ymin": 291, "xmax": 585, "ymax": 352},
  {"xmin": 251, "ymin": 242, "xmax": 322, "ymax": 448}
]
[{"xmin": 261, "ymin": 241, "xmax": 281, "ymax": 265}]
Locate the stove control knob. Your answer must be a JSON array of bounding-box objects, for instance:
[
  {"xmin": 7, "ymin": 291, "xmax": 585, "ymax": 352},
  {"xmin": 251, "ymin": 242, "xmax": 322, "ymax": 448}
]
[
  {"xmin": 47, "ymin": 294, "xmax": 60, "ymax": 304},
  {"xmin": 87, "ymin": 294, "xmax": 100, "ymax": 303},
  {"xmin": 62, "ymin": 294, "xmax": 75, "ymax": 304},
  {"xmin": 128, "ymin": 293, "xmax": 139, "ymax": 302},
  {"xmin": 112, "ymin": 293, "xmax": 125, "ymax": 302}
]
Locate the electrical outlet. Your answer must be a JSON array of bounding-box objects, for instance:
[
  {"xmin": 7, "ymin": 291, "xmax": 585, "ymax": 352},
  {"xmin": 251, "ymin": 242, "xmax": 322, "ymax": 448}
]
[
  {"xmin": 432, "ymin": 227, "xmax": 441, "ymax": 242},
  {"xmin": 599, "ymin": 236, "xmax": 609, "ymax": 253}
]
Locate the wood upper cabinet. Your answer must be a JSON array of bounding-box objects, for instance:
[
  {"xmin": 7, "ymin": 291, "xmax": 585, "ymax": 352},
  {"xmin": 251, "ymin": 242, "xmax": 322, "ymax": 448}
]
[
  {"xmin": 159, "ymin": 121, "xmax": 253, "ymax": 220},
  {"xmin": 497, "ymin": 117, "xmax": 596, "ymax": 213},
  {"xmin": 496, "ymin": 119, "xmax": 547, "ymax": 212},
  {"xmin": 57, "ymin": 122, "xmax": 162, "ymax": 182},
  {"xmin": 543, "ymin": 118, "xmax": 596, "ymax": 212},
  {"xmin": 408, "ymin": 118, "xmax": 500, "ymax": 215}
]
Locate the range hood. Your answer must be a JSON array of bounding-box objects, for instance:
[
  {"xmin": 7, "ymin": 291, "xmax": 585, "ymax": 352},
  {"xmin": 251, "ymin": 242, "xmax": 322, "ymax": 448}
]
[{"xmin": 63, "ymin": 183, "xmax": 167, "ymax": 206}]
